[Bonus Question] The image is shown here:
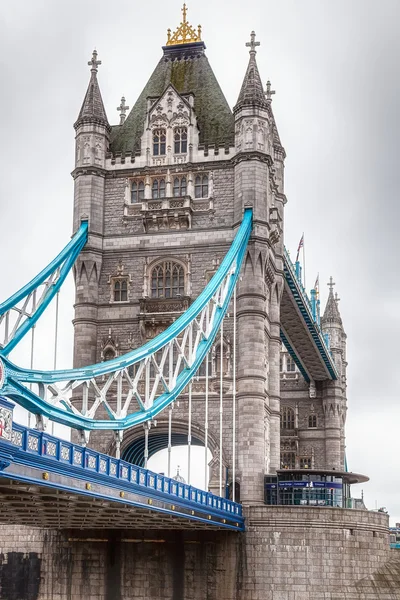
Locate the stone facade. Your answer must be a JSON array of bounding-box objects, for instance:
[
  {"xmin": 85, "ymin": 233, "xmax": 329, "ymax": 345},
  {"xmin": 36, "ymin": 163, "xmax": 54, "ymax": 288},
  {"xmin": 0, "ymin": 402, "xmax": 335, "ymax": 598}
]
[{"xmin": 1, "ymin": 508, "xmax": 400, "ymax": 599}]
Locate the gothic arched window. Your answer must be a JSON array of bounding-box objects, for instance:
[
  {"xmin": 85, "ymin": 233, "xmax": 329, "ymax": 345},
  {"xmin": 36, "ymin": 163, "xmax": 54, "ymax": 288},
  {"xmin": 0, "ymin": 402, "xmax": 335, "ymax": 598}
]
[
  {"xmin": 153, "ymin": 129, "xmax": 166, "ymax": 156},
  {"xmin": 152, "ymin": 179, "xmax": 166, "ymax": 199},
  {"xmin": 103, "ymin": 348, "xmax": 116, "ymax": 361},
  {"xmin": 281, "ymin": 452, "xmax": 296, "ymax": 469},
  {"xmin": 131, "ymin": 180, "xmax": 145, "ymax": 203},
  {"xmin": 174, "ymin": 127, "xmax": 188, "ymax": 154},
  {"xmin": 197, "ymin": 353, "xmax": 213, "ymax": 377},
  {"xmin": 308, "ymin": 415, "xmax": 317, "ymax": 428},
  {"xmin": 195, "ymin": 175, "xmax": 209, "ymax": 198},
  {"xmin": 215, "ymin": 343, "xmax": 229, "ymax": 376},
  {"xmin": 113, "ymin": 279, "xmax": 128, "ymax": 302},
  {"xmin": 281, "ymin": 406, "xmax": 295, "ymax": 430},
  {"xmin": 150, "ymin": 261, "xmax": 185, "ymax": 298},
  {"xmin": 173, "ymin": 176, "xmax": 187, "ymax": 197}
]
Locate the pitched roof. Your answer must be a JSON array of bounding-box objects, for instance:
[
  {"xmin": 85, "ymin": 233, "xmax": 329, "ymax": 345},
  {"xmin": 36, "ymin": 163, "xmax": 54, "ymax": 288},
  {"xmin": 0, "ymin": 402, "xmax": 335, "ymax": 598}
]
[
  {"xmin": 322, "ymin": 288, "xmax": 343, "ymax": 325},
  {"xmin": 75, "ymin": 71, "xmax": 110, "ymax": 130},
  {"xmin": 234, "ymin": 51, "xmax": 268, "ymax": 111},
  {"xmin": 110, "ymin": 42, "xmax": 234, "ymax": 154}
]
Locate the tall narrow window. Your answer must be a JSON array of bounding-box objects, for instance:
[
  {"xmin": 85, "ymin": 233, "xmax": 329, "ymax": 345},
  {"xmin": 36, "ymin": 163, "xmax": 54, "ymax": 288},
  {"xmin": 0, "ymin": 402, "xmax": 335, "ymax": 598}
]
[
  {"xmin": 174, "ymin": 127, "xmax": 188, "ymax": 154},
  {"xmin": 195, "ymin": 174, "xmax": 209, "ymax": 198},
  {"xmin": 150, "ymin": 261, "xmax": 185, "ymax": 298},
  {"xmin": 152, "ymin": 179, "xmax": 166, "ymax": 199},
  {"xmin": 131, "ymin": 180, "xmax": 145, "ymax": 203},
  {"xmin": 308, "ymin": 415, "xmax": 317, "ymax": 428},
  {"xmin": 153, "ymin": 129, "xmax": 166, "ymax": 156},
  {"xmin": 281, "ymin": 406, "xmax": 295, "ymax": 430},
  {"xmin": 173, "ymin": 176, "xmax": 187, "ymax": 197},
  {"xmin": 138, "ymin": 180, "xmax": 145, "ymax": 200},
  {"xmin": 286, "ymin": 355, "xmax": 296, "ymax": 372},
  {"xmin": 113, "ymin": 279, "xmax": 128, "ymax": 302}
]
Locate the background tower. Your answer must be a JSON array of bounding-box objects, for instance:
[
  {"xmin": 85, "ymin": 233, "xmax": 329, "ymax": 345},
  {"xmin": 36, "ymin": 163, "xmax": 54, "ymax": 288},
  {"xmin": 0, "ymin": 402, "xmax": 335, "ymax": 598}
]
[{"xmin": 321, "ymin": 278, "xmax": 347, "ymax": 469}]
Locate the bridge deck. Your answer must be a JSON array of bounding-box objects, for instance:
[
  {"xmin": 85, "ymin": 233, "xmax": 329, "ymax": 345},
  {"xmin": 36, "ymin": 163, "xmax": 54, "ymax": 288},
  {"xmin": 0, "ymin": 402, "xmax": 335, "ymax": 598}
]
[{"xmin": 0, "ymin": 424, "xmax": 244, "ymax": 531}]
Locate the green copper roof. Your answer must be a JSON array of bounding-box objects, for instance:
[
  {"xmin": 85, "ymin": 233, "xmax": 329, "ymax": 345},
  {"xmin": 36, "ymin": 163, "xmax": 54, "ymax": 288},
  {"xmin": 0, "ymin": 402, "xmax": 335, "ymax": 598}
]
[{"xmin": 111, "ymin": 42, "xmax": 234, "ymax": 154}]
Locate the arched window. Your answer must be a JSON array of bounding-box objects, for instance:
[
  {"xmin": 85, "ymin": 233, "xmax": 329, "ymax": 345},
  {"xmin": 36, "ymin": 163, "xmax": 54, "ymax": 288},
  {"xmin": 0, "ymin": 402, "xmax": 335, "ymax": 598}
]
[
  {"xmin": 152, "ymin": 179, "xmax": 166, "ymax": 199},
  {"xmin": 103, "ymin": 348, "xmax": 115, "ymax": 361},
  {"xmin": 194, "ymin": 175, "xmax": 209, "ymax": 198},
  {"xmin": 131, "ymin": 180, "xmax": 145, "ymax": 202},
  {"xmin": 281, "ymin": 406, "xmax": 295, "ymax": 430},
  {"xmin": 279, "ymin": 355, "xmax": 283, "ymax": 372},
  {"xmin": 113, "ymin": 279, "xmax": 128, "ymax": 302},
  {"xmin": 308, "ymin": 415, "xmax": 317, "ymax": 428},
  {"xmin": 150, "ymin": 261, "xmax": 185, "ymax": 298},
  {"xmin": 153, "ymin": 129, "xmax": 166, "ymax": 156},
  {"xmin": 174, "ymin": 127, "xmax": 188, "ymax": 154},
  {"xmin": 281, "ymin": 452, "xmax": 296, "ymax": 469},
  {"xmin": 197, "ymin": 353, "xmax": 213, "ymax": 377},
  {"xmin": 173, "ymin": 176, "xmax": 187, "ymax": 197}
]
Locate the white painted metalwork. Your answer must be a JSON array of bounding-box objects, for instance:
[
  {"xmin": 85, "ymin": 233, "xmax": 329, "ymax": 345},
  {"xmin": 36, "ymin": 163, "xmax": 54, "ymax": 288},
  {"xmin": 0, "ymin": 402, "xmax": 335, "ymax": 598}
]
[{"xmin": 204, "ymin": 350, "xmax": 209, "ymax": 491}]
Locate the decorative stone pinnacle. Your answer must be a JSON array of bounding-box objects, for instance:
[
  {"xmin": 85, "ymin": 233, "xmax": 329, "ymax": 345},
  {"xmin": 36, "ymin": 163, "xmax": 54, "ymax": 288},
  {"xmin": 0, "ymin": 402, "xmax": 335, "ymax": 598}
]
[
  {"xmin": 265, "ymin": 80, "xmax": 276, "ymax": 102},
  {"xmin": 88, "ymin": 49, "xmax": 101, "ymax": 74},
  {"xmin": 166, "ymin": 4, "xmax": 202, "ymax": 46},
  {"xmin": 327, "ymin": 276, "xmax": 336, "ymax": 292},
  {"xmin": 334, "ymin": 292, "xmax": 340, "ymax": 304},
  {"xmin": 246, "ymin": 31, "xmax": 260, "ymax": 55},
  {"xmin": 117, "ymin": 96, "xmax": 130, "ymax": 125}
]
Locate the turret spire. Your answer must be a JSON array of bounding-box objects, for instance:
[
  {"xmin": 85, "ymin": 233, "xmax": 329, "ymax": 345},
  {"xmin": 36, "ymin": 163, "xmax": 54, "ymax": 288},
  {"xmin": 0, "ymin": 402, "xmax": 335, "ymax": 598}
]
[
  {"xmin": 235, "ymin": 31, "xmax": 268, "ymax": 110},
  {"xmin": 322, "ymin": 276, "xmax": 342, "ymax": 324},
  {"xmin": 75, "ymin": 49, "xmax": 110, "ymax": 130}
]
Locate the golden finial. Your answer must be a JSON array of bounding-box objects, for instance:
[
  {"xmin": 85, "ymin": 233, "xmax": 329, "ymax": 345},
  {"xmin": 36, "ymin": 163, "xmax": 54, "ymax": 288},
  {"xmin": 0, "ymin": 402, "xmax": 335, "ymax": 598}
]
[{"xmin": 166, "ymin": 4, "xmax": 202, "ymax": 46}]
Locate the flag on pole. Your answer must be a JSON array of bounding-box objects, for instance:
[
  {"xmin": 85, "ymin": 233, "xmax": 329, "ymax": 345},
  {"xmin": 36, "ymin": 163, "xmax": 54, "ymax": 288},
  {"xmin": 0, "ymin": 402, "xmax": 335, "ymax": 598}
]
[
  {"xmin": 314, "ymin": 274, "xmax": 319, "ymax": 297},
  {"xmin": 296, "ymin": 234, "xmax": 304, "ymax": 262}
]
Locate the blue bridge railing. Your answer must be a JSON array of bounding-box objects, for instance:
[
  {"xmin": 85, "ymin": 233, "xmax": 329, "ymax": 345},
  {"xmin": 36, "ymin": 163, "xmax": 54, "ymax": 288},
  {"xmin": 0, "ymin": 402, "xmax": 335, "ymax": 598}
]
[{"xmin": 6, "ymin": 422, "xmax": 244, "ymax": 530}]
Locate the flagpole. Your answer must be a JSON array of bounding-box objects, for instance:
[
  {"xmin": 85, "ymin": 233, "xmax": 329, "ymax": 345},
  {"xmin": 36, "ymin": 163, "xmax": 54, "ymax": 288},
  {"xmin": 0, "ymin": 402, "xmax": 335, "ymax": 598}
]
[{"xmin": 302, "ymin": 233, "xmax": 306, "ymax": 291}]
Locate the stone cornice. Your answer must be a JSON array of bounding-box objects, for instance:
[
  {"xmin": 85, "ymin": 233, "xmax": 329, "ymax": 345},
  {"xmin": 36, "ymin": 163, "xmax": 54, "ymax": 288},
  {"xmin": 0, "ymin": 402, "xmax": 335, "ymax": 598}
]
[{"xmin": 71, "ymin": 166, "xmax": 107, "ymax": 179}]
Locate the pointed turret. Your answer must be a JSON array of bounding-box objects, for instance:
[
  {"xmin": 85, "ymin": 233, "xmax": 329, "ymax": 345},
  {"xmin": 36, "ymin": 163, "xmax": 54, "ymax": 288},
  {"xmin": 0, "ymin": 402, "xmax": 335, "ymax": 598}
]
[
  {"xmin": 234, "ymin": 31, "xmax": 268, "ymax": 111},
  {"xmin": 322, "ymin": 277, "xmax": 343, "ymax": 326},
  {"xmin": 75, "ymin": 50, "xmax": 110, "ymax": 130}
]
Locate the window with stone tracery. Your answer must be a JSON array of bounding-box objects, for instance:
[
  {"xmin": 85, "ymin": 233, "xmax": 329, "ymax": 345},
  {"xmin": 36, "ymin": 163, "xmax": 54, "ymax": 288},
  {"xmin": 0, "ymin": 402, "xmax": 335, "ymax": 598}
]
[
  {"xmin": 300, "ymin": 457, "xmax": 312, "ymax": 469},
  {"xmin": 286, "ymin": 355, "xmax": 296, "ymax": 372},
  {"xmin": 195, "ymin": 174, "xmax": 208, "ymax": 198},
  {"xmin": 152, "ymin": 178, "xmax": 166, "ymax": 199},
  {"xmin": 281, "ymin": 452, "xmax": 296, "ymax": 469},
  {"xmin": 281, "ymin": 406, "xmax": 295, "ymax": 430},
  {"xmin": 153, "ymin": 129, "xmax": 166, "ymax": 156},
  {"xmin": 174, "ymin": 127, "xmax": 188, "ymax": 154},
  {"xmin": 173, "ymin": 176, "xmax": 187, "ymax": 197},
  {"xmin": 113, "ymin": 279, "xmax": 128, "ymax": 302},
  {"xmin": 103, "ymin": 348, "xmax": 116, "ymax": 361},
  {"xmin": 131, "ymin": 180, "xmax": 145, "ymax": 203},
  {"xmin": 150, "ymin": 261, "xmax": 185, "ymax": 298}
]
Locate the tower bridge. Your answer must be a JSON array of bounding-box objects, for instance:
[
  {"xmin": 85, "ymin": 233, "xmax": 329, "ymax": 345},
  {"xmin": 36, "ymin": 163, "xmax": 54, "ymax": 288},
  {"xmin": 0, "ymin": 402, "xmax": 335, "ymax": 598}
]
[{"xmin": 0, "ymin": 6, "xmax": 399, "ymax": 599}]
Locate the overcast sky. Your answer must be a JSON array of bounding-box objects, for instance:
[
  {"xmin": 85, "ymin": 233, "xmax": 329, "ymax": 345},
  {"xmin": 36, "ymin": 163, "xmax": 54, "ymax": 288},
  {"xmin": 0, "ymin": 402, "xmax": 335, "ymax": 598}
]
[{"xmin": 1, "ymin": 0, "xmax": 399, "ymax": 522}]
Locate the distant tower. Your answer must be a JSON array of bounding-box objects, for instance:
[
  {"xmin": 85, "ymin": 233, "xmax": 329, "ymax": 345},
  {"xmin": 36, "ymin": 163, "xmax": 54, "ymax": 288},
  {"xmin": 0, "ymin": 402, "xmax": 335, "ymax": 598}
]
[{"xmin": 321, "ymin": 277, "xmax": 347, "ymax": 469}]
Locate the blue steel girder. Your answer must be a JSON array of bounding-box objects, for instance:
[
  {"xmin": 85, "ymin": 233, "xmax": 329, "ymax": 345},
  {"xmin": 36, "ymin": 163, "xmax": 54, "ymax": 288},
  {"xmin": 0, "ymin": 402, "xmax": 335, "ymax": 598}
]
[
  {"xmin": 281, "ymin": 251, "xmax": 338, "ymax": 381},
  {"xmin": 0, "ymin": 422, "xmax": 244, "ymax": 531},
  {"xmin": 0, "ymin": 221, "xmax": 88, "ymax": 355},
  {"xmin": 0, "ymin": 210, "xmax": 252, "ymax": 430}
]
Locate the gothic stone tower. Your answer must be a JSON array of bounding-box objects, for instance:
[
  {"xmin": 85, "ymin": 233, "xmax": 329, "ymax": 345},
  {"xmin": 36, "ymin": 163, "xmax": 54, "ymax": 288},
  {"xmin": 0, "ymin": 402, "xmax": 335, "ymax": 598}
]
[{"xmin": 72, "ymin": 11, "xmax": 288, "ymax": 503}]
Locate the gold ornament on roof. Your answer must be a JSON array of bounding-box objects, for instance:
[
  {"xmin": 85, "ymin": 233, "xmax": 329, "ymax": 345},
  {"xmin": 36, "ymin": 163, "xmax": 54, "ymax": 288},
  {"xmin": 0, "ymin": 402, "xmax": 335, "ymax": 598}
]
[{"xmin": 166, "ymin": 4, "xmax": 202, "ymax": 46}]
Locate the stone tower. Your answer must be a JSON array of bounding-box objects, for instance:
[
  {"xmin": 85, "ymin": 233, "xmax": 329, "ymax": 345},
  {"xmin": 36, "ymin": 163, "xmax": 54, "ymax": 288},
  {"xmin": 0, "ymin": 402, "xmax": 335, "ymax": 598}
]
[
  {"xmin": 321, "ymin": 280, "xmax": 347, "ymax": 469},
  {"xmin": 71, "ymin": 12, "xmax": 285, "ymax": 502}
]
